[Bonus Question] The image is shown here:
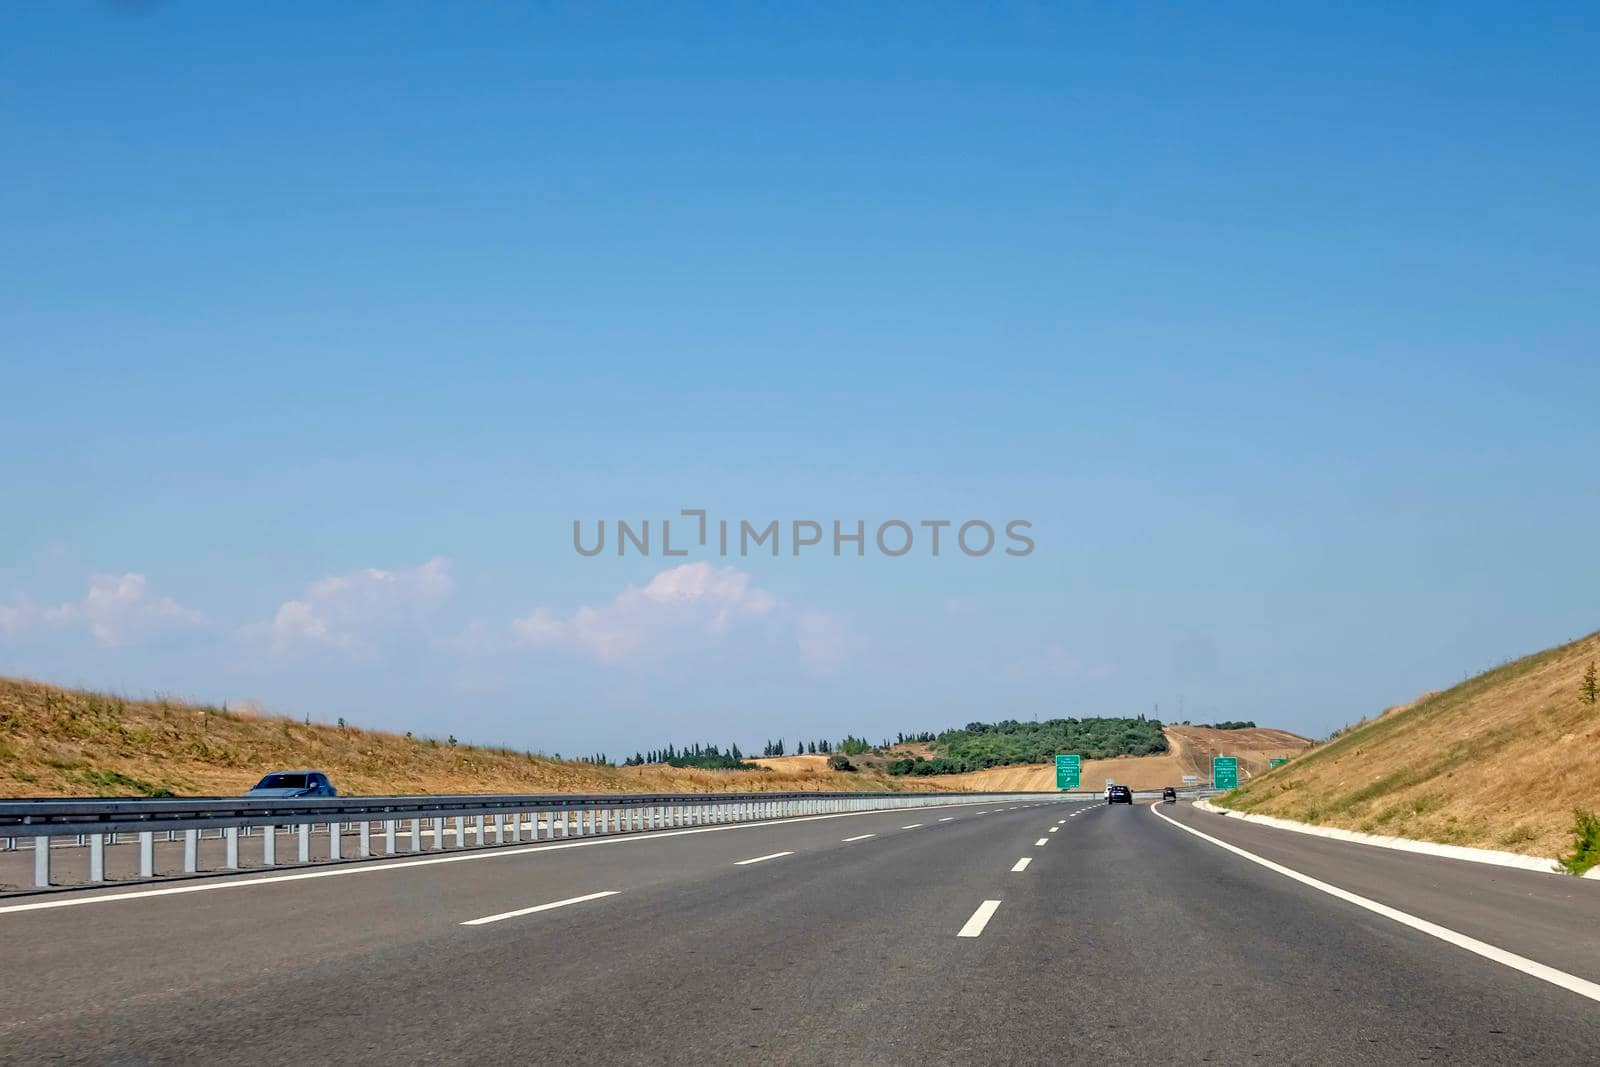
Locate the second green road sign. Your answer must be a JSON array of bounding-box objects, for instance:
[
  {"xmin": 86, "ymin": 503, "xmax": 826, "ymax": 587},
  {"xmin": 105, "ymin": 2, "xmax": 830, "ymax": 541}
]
[
  {"xmin": 1055, "ymin": 754, "xmax": 1081, "ymax": 790},
  {"xmin": 1212, "ymin": 756, "xmax": 1239, "ymax": 789}
]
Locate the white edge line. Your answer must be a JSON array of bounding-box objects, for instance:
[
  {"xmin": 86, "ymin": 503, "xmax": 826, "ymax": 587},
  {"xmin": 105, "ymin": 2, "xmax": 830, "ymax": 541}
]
[
  {"xmin": 1191, "ymin": 799, "xmax": 1597, "ymax": 879},
  {"xmin": 1149, "ymin": 803, "xmax": 1600, "ymax": 1005},
  {"xmin": 460, "ymin": 890, "xmax": 619, "ymax": 926},
  {"xmin": 1011, "ymin": 857, "xmax": 1032, "ymax": 872},
  {"xmin": 734, "ymin": 851, "xmax": 794, "ymax": 866},
  {"xmin": 0, "ymin": 797, "xmax": 1018, "ymax": 916},
  {"xmin": 958, "ymin": 899, "xmax": 1002, "ymax": 937}
]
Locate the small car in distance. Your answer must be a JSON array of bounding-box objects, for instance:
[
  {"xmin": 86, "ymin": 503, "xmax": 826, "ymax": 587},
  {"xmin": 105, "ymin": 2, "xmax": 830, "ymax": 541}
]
[
  {"xmin": 1162, "ymin": 786, "xmax": 1178, "ymax": 803},
  {"xmin": 1107, "ymin": 784, "xmax": 1133, "ymax": 804},
  {"xmin": 245, "ymin": 771, "xmax": 338, "ymax": 798}
]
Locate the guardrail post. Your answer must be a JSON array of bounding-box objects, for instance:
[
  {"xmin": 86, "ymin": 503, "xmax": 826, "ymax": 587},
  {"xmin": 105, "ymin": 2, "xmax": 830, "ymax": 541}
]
[
  {"xmin": 433, "ymin": 817, "xmax": 445, "ymax": 851},
  {"xmin": 511, "ymin": 813, "xmax": 523, "ymax": 843},
  {"xmin": 298, "ymin": 823, "xmax": 310, "ymax": 863},
  {"xmin": 225, "ymin": 827, "xmax": 239, "ymax": 869},
  {"xmin": 139, "ymin": 831, "xmax": 154, "ymax": 878},
  {"xmin": 184, "ymin": 828, "xmax": 199, "ymax": 871},
  {"xmin": 495, "ymin": 814, "xmax": 506, "ymax": 845},
  {"xmin": 475, "ymin": 814, "xmax": 486, "ymax": 845},
  {"xmin": 89, "ymin": 833, "xmax": 105, "ymax": 881},
  {"xmin": 329, "ymin": 822, "xmax": 342, "ymax": 861},
  {"xmin": 359, "ymin": 821, "xmax": 371, "ymax": 858},
  {"xmin": 385, "ymin": 819, "xmax": 397, "ymax": 854},
  {"xmin": 263, "ymin": 825, "xmax": 276, "ymax": 866},
  {"xmin": 409, "ymin": 818, "xmax": 422, "ymax": 852},
  {"xmin": 453, "ymin": 816, "xmax": 464, "ymax": 848},
  {"xmin": 34, "ymin": 836, "xmax": 49, "ymax": 887}
]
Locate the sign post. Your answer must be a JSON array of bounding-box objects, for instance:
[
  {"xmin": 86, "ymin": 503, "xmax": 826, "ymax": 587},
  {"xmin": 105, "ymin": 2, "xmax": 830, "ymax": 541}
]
[
  {"xmin": 1212, "ymin": 756, "xmax": 1239, "ymax": 790},
  {"xmin": 1054, "ymin": 754, "xmax": 1081, "ymax": 791}
]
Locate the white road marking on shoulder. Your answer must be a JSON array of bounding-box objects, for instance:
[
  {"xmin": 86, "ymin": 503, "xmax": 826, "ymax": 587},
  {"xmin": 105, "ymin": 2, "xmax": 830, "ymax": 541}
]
[
  {"xmin": 958, "ymin": 899, "xmax": 1002, "ymax": 938},
  {"xmin": 1011, "ymin": 857, "xmax": 1032, "ymax": 872},
  {"xmin": 734, "ymin": 851, "xmax": 794, "ymax": 866},
  {"xmin": 460, "ymin": 890, "xmax": 618, "ymax": 926},
  {"xmin": 1149, "ymin": 803, "xmax": 1600, "ymax": 1006}
]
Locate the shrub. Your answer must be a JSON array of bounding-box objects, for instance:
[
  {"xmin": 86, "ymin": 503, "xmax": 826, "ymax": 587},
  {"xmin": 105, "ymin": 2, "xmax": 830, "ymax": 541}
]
[
  {"xmin": 827, "ymin": 754, "xmax": 855, "ymax": 772},
  {"xmin": 1558, "ymin": 809, "xmax": 1600, "ymax": 876}
]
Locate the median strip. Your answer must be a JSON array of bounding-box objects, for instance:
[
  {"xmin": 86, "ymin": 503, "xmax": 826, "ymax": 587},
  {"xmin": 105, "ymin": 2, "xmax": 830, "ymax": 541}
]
[
  {"xmin": 734, "ymin": 851, "xmax": 794, "ymax": 866},
  {"xmin": 958, "ymin": 900, "xmax": 1002, "ymax": 938},
  {"xmin": 460, "ymin": 890, "xmax": 619, "ymax": 926}
]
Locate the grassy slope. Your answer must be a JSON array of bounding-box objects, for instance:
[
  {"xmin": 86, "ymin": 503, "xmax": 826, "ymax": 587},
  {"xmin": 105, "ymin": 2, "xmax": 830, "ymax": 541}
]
[
  {"xmin": 1218, "ymin": 628, "xmax": 1600, "ymax": 859},
  {"xmin": 0, "ymin": 677, "xmax": 952, "ymax": 799}
]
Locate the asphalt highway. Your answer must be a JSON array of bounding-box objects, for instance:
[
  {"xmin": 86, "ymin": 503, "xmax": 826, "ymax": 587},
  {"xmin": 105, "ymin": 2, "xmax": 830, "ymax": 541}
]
[{"xmin": 4, "ymin": 798, "xmax": 1599, "ymax": 1065}]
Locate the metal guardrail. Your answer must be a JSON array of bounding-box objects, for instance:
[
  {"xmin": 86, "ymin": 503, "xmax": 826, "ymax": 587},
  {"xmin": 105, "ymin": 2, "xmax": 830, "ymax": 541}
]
[{"xmin": 0, "ymin": 789, "xmax": 1067, "ymax": 891}]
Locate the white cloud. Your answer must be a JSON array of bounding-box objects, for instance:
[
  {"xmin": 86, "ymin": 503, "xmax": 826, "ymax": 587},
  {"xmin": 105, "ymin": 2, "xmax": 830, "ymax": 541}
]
[
  {"xmin": 248, "ymin": 557, "xmax": 453, "ymax": 656},
  {"xmin": 44, "ymin": 574, "xmax": 205, "ymax": 647},
  {"xmin": 0, "ymin": 595, "xmax": 38, "ymax": 636},
  {"xmin": 510, "ymin": 562, "xmax": 786, "ymax": 665}
]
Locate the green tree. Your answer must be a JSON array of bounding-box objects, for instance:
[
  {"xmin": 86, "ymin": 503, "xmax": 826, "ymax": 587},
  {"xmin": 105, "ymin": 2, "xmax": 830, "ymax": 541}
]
[{"xmin": 1583, "ymin": 661, "xmax": 1598, "ymax": 705}]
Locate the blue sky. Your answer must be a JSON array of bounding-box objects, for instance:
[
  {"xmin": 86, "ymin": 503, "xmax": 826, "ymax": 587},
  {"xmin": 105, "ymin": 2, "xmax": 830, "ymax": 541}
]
[{"xmin": 3, "ymin": 3, "xmax": 1597, "ymax": 756}]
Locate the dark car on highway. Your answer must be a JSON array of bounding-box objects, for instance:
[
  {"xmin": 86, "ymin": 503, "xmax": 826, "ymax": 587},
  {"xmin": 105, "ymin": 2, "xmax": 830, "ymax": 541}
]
[
  {"xmin": 244, "ymin": 771, "xmax": 338, "ymax": 798},
  {"xmin": 1162, "ymin": 786, "xmax": 1178, "ymax": 803},
  {"xmin": 1107, "ymin": 784, "xmax": 1133, "ymax": 804}
]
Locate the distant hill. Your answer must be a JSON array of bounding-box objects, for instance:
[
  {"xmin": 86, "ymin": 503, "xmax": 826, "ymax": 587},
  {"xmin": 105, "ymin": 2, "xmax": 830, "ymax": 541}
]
[
  {"xmin": 1219, "ymin": 628, "xmax": 1600, "ymax": 860},
  {"xmin": 0, "ymin": 677, "xmax": 949, "ymax": 799},
  {"xmin": 886, "ymin": 716, "xmax": 1168, "ymax": 776},
  {"xmin": 937, "ymin": 725, "xmax": 1310, "ymax": 791}
]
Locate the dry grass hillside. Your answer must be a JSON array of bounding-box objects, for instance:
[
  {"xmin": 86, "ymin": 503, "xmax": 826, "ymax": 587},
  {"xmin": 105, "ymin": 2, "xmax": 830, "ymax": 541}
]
[
  {"xmin": 1219, "ymin": 628, "xmax": 1600, "ymax": 859},
  {"xmin": 939, "ymin": 725, "xmax": 1310, "ymax": 791},
  {"xmin": 0, "ymin": 677, "xmax": 953, "ymax": 799}
]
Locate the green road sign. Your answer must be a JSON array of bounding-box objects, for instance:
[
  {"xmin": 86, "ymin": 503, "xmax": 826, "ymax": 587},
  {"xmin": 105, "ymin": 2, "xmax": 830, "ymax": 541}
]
[
  {"xmin": 1055, "ymin": 754, "xmax": 1081, "ymax": 790},
  {"xmin": 1268, "ymin": 757, "xmax": 1289, "ymax": 768},
  {"xmin": 1212, "ymin": 755, "xmax": 1239, "ymax": 790}
]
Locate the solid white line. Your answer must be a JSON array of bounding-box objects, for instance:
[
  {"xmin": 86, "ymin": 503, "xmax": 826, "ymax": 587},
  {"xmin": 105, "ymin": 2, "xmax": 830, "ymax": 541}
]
[
  {"xmin": 1148, "ymin": 804, "xmax": 1600, "ymax": 1006},
  {"xmin": 460, "ymin": 890, "xmax": 618, "ymax": 926},
  {"xmin": 0, "ymin": 798, "xmax": 1010, "ymax": 917},
  {"xmin": 1035, "ymin": 838, "xmax": 1048, "ymax": 846},
  {"xmin": 958, "ymin": 899, "xmax": 1002, "ymax": 938},
  {"xmin": 1011, "ymin": 857, "xmax": 1032, "ymax": 872},
  {"xmin": 901, "ymin": 823, "xmax": 924, "ymax": 829},
  {"xmin": 734, "ymin": 851, "xmax": 794, "ymax": 866},
  {"xmin": 841, "ymin": 834, "xmax": 876, "ymax": 843}
]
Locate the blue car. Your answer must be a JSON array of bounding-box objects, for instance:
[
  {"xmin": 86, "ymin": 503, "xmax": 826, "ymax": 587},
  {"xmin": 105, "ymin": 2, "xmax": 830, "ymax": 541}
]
[{"xmin": 244, "ymin": 771, "xmax": 338, "ymax": 798}]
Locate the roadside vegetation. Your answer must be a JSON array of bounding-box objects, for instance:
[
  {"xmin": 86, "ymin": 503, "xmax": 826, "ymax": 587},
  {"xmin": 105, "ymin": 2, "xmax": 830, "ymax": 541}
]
[
  {"xmin": 0, "ymin": 677, "xmax": 953, "ymax": 798},
  {"xmin": 1217, "ymin": 628, "xmax": 1600, "ymax": 860}
]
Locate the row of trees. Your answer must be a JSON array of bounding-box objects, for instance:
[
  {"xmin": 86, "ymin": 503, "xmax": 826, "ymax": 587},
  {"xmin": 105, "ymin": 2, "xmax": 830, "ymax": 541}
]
[
  {"xmin": 622, "ymin": 743, "xmax": 753, "ymax": 770},
  {"xmin": 761, "ymin": 739, "xmax": 838, "ymax": 756}
]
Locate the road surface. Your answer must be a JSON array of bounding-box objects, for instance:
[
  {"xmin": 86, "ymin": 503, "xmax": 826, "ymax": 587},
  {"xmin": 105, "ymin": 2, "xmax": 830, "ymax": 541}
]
[{"xmin": 4, "ymin": 798, "xmax": 1598, "ymax": 1064}]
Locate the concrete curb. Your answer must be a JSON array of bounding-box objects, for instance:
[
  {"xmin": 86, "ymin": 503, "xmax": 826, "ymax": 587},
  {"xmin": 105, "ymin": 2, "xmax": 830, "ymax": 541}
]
[{"xmin": 1191, "ymin": 800, "xmax": 1600, "ymax": 880}]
